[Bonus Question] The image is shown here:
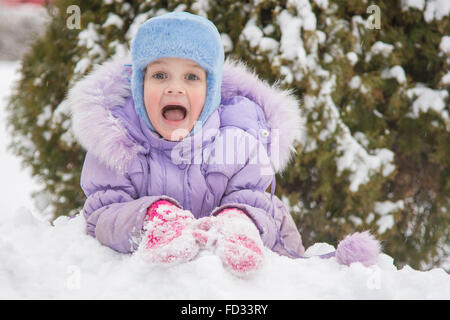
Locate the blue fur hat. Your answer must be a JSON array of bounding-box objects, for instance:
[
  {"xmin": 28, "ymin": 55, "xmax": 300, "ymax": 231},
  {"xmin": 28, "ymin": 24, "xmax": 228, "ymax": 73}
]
[{"xmin": 130, "ymin": 12, "xmax": 224, "ymax": 135}]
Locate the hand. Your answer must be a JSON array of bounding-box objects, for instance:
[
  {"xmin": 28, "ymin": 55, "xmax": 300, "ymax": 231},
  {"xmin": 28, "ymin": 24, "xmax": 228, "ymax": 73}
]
[
  {"xmin": 138, "ymin": 200, "xmax": 200, "ymax": 265},
  {"xmin": 192, "ymin": 208, "xmax": 265, "ymax": 276}
]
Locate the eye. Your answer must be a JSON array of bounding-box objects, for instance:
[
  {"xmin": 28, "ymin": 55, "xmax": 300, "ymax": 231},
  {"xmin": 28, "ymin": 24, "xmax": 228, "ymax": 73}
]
[
  {"xmin": 185, "ymin": 73, "xmax": 199, "ymax": 81},
  {"xmin": 152, "ymin": 72, "xmax": 167, "ymax": 80}
]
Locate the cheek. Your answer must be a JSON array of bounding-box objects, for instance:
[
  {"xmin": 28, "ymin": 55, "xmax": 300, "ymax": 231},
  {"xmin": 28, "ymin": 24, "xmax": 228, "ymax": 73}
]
[
  {"xmin": 143, "ymin": 84, "xmax": 161, "ymax": 116},
  {"xmin": 189, "ymin": 87, "xmax": 207, "ymax": 117}
]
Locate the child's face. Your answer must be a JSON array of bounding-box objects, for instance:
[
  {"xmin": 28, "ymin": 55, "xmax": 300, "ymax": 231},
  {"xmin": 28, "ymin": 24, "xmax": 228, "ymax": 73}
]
[{"xmin": 143, "ymin": 57, "xmax": 207, "ymax": 141}]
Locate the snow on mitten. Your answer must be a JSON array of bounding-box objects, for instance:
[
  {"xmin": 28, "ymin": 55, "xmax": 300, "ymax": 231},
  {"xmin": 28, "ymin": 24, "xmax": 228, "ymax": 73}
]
[
  {"xmin": 139, "ymin": 200, "xmax": 199, "ymax": 265},
  {"xmin": 213, "ymin": 208, "xmax": 264, "ymax": 276},
  {"xmin": 192, "ymin": 216, "xmax": 215, "ymax": 249}
]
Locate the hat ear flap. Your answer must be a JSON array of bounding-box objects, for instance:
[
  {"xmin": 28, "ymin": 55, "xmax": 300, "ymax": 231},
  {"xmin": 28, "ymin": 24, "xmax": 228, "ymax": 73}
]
[{"xmin": 131, "ymin": 66, "xmax": 154, "ymax": 130}]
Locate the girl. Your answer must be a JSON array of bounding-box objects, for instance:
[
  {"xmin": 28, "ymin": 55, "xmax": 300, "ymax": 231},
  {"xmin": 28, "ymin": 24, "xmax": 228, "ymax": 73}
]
[{"xmin": 69, "ymin": 12, "xmax": 380, "ymax": 276}]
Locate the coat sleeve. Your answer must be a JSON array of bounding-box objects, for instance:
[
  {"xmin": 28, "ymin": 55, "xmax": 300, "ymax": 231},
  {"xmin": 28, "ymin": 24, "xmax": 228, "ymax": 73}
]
[
  {"xmin": 80, "ymin": 152, "xmax": 181, "ymax": 253},
  {"xmin": 209, "ymin": 130, "xmax": 305, "ymax": 258}
]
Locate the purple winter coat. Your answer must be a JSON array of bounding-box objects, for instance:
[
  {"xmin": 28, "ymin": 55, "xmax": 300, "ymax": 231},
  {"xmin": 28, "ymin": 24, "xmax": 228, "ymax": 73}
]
[{"xmin": 69, "ymin": 56, "xmax": 305, "ymax": 257}]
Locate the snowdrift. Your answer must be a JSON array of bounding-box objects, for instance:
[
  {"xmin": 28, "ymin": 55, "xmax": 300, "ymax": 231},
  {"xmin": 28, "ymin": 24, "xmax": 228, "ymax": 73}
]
[{"xmin": 0, "ymin": 207, "xmax": 448, "ymax": 299}]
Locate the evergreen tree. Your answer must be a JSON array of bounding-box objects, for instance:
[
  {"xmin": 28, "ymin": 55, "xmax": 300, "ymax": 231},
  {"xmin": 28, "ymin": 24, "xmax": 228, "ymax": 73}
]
[{"xmin": 6, "ymin": 0, "xmax": 449, "ymax": 270}]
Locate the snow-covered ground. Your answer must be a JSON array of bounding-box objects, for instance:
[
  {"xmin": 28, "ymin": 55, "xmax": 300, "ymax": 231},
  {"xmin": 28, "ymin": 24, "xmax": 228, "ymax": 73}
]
[
  {"xmin": 0, "ymin": 61, "xmax": 40, "ymax": 216},
  {"xmin": 0, "ymin": 61, "xmax": 449, "ymax": 299}
]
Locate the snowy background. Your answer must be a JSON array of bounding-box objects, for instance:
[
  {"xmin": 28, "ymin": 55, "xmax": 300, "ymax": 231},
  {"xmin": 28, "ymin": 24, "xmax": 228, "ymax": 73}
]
[{"xmin": 0, "ymin": 3, "xmax": 449, "ymax": 300}]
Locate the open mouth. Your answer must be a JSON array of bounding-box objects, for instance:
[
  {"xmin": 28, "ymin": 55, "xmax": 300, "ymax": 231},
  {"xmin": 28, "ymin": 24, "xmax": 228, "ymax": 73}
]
[{"xmin": 162, "ymin": 105, "xmax": 187, "ymax": 122}]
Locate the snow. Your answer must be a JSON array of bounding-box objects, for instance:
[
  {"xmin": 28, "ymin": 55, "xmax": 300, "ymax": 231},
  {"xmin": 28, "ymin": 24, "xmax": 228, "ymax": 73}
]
[
  {"xmin": 441, "ymin": 72, "xmax": 450, "ymax": 85},
  {"xmin": 406, "ymin": 86, "xmax": 449, "ymax": 122},
  {"xmin": 365, "ymin": 41, "xmax": 394, "ymax": 63},
  {"xmin": 102, "ymin": 13, "xmax": 124, "ymax": 29},
  {"xmin": 351, "ymin": 16, "xmax": 365, "ymax": 55},
  {"xmin": 241, "ymin": 18, "xmax": 279, "ymax": 60},
  {"xmin": 349, "ymin": 75, "xmax": 361, "ymax": 89},
  {"xmin": 0, "ymin": 208, "xmax": 449, "ymax": 299},
  {"xmin": 313, "ymin": 0, "xmax": 329, "ymax": 10},
  {"xmin": 289, "ymin": 0, "xmax": 317, "ymax": 31},
  {"xmin": 423, "ymin": 0, "xmax": 450, "ymax": 22},
  {"xmin": 277, "ymin": 10, "xmax": 303, "ymax": 62},
  {"xmin": 259, "ymin": 38, "xmax": 279, "ymax": 55},
  {"xmin": 0, "ymin": 61, "xmax": 40, "ymax": 218},
  {"xmin": 77, "ymin": 23, "xmax": 102, "ymax": 55},
  {"xmin": 191, "ymin": 0, "xmax": 210, "ymax": 18},
  {"xmin": 374, "ymin": 200, "xmax": 405, "ymax": 216},
  {"xmin": 220, "ymin": 33, "xmax": 233, "ymax": 53},
  {"xmin": 401, "ymin": 0, "xmax": 425, "ymax": 11},
  {"xmin": 36, "ymin": 104, "xmax": 51, "ymax": 127},
  {"xmin": 242, "ymin": 19, "xmax": 264, "ymax": 48},
  {"xmin": 401, "ymin": 0, "xmax": 450, "ymax": 22},
  {"xmin": 0, "ymin": 4, "xmax": 48, "ymax": 60},
  {"xmin": 371, "ymin": 41, "xmax": 395, "ymax": 56},
  {"xmin": 440, "ymin": 36, "xmax": 450, "ymax": 54},
  {"xmin": 125, "ymin": 11, "xmax": 155, "ymax": 42},
  {"xmin": 381, "ymin": 65, "xmax": 407, "ymax": 85},
  {"xmin": 73, "ymin": 57, "xmax": 91, "ymax": 75},
  {"xmin": 346, "ymin": 52, "xmax": 358, "ymax": 66},
  {"xmin": 75, "ymin": 23, "xmax": 106, "ymax": 74},
  {"xmin": 373, "ymin": 200, "xmax": 404, "ymax": 234},
  {"xmin": 336, "ymin": 132, "xmax": 395, "ymax": 192}
]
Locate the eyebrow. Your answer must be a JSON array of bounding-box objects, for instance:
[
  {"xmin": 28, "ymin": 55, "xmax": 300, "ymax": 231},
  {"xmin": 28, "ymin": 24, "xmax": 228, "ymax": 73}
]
[
  {"xmin": 147, "ymin": 61, "xmax": 164, "ymax": 67},
  {"xmin": 147, "ymin": 60, "xmax": 204, "ymax": 71}
]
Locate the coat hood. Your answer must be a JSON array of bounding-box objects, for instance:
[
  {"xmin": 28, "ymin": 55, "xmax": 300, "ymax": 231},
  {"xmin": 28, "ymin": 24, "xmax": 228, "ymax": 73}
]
[{"xmin": 69, "ymin": 54, "xmax": 304, "ymax": 174}]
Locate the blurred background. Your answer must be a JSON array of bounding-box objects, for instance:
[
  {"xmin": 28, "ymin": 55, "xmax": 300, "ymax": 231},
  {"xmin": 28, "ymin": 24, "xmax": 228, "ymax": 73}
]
[
  {"xmin": 0, "ymin": 0, "xmax": 448, "ymax": 272},
  {"xmin": 0, "ymin": 0, "xmax": 48, "ymax": 220},
  {"xmin": 0, "ymin": 0, "xmax": 48, "ymax": 60}
]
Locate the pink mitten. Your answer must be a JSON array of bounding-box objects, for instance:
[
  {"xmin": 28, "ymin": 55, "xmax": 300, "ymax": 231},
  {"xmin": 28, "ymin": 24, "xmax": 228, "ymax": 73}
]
[
  {"xmin": 139, "ymin": 200, "xmax": 199, "ymax": 265},
  {"xmin": 192, "ymin": 216, "xmax": 215, "ymax": 248},
  {"xmin": 213, "ymin": 208, "xmax": 264, "ymax": 276}
]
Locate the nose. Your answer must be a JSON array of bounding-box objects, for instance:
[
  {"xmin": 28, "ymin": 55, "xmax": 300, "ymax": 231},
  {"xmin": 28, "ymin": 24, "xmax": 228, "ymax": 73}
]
[{"xmin": 164, "ymin": 82, "xmax": 186, "ymax": 95}]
